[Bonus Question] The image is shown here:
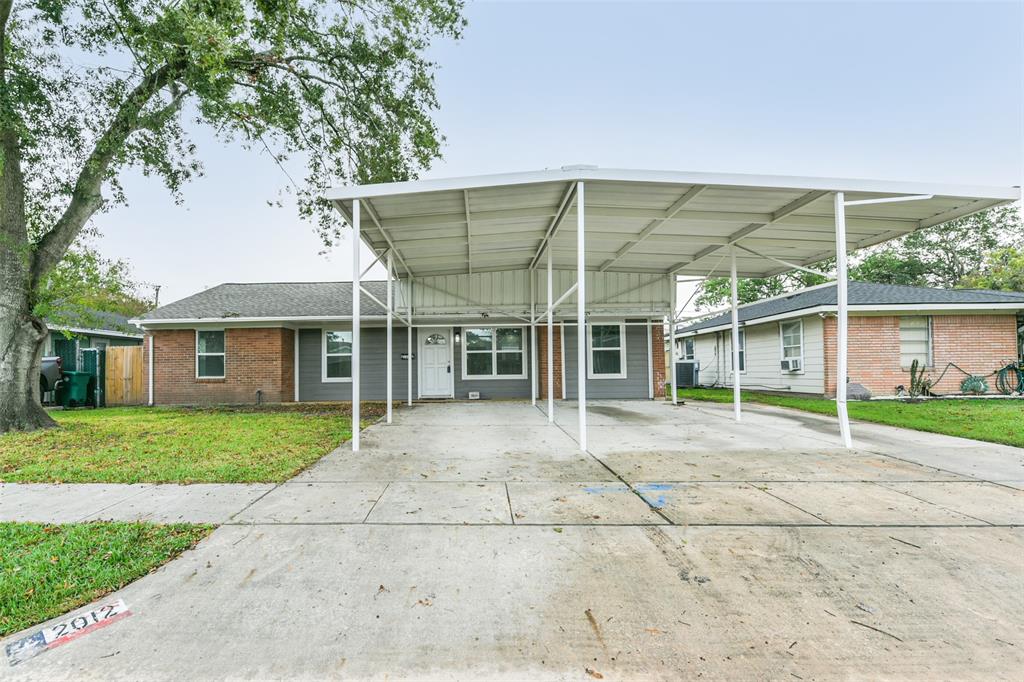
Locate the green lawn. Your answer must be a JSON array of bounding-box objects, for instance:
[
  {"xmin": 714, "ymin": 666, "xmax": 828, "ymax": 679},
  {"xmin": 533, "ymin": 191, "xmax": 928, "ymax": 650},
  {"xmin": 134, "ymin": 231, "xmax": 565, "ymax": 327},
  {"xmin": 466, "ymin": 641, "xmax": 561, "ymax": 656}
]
[
  {"xmin": 0, "ymin": 522, "xmax": 212, "ymax": 637},
  {"xmin": 0, "ymin": 403, "xmax": 385, "ymax": 483},
  {"xmin": 677, "ymin": 388, "xmax": 1024, "ymax": 448}
]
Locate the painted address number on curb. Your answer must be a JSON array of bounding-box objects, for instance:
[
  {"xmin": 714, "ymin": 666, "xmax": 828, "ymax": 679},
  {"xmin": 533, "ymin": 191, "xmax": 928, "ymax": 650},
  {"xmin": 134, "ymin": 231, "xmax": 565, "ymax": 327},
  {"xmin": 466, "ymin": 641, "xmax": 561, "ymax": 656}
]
[{"xmin": 6, "ymin": 599, "xmax": 132, "ymax": 666}]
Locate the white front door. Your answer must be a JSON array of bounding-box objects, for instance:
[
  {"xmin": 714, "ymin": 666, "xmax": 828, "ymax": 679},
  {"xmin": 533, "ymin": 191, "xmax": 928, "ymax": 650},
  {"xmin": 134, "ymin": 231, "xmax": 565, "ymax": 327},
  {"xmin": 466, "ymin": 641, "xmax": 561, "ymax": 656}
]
[{"xmin": 419, "ymin": 328, "xmax": 452, "ymax": 398}]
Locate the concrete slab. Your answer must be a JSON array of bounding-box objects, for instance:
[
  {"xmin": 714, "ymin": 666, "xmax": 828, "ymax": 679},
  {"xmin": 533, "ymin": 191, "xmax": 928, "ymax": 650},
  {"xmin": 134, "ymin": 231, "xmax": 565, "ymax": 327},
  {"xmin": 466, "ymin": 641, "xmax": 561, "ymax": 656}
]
[
  {"xmin": 877, "ymin": 482, "xmax": 1024, "ymax": 525},
  {"xmin": 5, "ymin": 525, "xmax": 1022, "ymax": 680},
  {"xmin": 0, "ymin": 484, "xmax": 152, "ymax": 523},
  {"xmin": 506, "ymin": 482, "xmax": 668, "ymax": 525},
  {"xmin": 232, "ymin": 482, "xmax": 385, "ymax": 523},
  {"xmin": 81, "ymin": 484, "xmax": 275, "ymax": 523},
  {"xmin": 649, "ymin": 482, "xmax": 827, "ymax": 525},
  {"xmin": 760, "ymin": 482, "xmax": 985, "ymax": 525},
  {"xmin": 365, "ymin": 482, "xmax": 511, "ymax": 524}
]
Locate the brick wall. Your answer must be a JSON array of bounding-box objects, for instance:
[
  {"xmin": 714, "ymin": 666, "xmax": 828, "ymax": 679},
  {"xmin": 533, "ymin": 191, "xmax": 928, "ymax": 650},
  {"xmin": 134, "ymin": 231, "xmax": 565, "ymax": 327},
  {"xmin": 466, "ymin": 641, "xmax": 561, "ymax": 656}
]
[
  {"xmin": 145, "ymin": 328, "xmax": 295, "ymax": 405},
  {"xmin": 651, "ymin": 324, "xmax": 666, "ymax": 397},
  {"xmin": 537, "ymin": 326, "xmax": 563, "ymax": 400},
  {"xmin": 823, "ymin": 314, "xmax": 1017, "ymax": 397}
]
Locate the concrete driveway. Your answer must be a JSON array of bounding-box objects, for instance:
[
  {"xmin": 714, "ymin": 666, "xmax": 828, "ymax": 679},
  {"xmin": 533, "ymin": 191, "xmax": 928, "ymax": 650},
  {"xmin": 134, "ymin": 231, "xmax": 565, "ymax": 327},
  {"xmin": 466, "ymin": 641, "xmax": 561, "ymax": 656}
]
[{"xmin": 5, "ymin": 399, "xmax": 1023, "ymax": 680}]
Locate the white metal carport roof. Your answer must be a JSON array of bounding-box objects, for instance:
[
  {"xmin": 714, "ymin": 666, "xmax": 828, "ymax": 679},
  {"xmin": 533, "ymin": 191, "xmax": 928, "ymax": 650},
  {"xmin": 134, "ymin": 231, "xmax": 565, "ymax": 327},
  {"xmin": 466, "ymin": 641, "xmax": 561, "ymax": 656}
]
[
  {"xmin": 325, "ymin": 166, "xmax": 1019, "ymax": 280},
  {"xmin": 325, "ymin": 166, "xmax": 1018, "ymax": 454}
]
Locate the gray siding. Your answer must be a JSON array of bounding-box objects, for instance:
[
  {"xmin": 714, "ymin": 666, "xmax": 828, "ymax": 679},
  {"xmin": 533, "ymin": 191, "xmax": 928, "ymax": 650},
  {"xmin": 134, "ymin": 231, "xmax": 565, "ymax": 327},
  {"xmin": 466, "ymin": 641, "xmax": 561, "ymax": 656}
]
[
  {"xmin": 453, "ymin": 326, "xmax": 532, "ymax": 400},
  {"xmin": 298, "ymin": 327, "xmax": 415, "ymax": 401},
  {"xmin": 564, "ymin": 323, "xmax": 651, "ymax": 399}
]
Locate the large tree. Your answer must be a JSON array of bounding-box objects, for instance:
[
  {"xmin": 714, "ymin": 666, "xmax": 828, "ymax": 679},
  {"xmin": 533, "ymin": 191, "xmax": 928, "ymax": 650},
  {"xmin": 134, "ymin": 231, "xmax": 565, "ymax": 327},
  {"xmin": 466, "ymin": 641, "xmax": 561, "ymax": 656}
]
[{"xmin": 0, "ymin": 0, "xmax": 463, "ymax": 432}]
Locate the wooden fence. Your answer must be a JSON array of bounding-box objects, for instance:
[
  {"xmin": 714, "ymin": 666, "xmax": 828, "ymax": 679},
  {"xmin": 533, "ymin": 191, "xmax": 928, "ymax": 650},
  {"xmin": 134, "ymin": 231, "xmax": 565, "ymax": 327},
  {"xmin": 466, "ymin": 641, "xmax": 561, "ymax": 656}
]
[{"xmin": 105, "ymin": 346, "xmax": 145, "ymax": 405}]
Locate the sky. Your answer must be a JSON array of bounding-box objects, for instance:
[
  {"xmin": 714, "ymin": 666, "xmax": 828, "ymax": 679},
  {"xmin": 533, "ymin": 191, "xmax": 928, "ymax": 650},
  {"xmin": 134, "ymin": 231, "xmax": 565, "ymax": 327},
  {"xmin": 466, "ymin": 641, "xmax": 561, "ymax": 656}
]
[{"xmin": 93, "ymin": 0, "xmax": 1023, "ymax": 306}]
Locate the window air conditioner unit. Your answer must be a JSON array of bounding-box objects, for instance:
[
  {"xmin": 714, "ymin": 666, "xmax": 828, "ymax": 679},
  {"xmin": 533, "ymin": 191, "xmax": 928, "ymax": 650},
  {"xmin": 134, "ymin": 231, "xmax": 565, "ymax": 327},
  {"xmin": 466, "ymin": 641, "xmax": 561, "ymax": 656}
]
[{"xmin": 781, "ymin": 358, "xmax": 802, "ymax": 372}]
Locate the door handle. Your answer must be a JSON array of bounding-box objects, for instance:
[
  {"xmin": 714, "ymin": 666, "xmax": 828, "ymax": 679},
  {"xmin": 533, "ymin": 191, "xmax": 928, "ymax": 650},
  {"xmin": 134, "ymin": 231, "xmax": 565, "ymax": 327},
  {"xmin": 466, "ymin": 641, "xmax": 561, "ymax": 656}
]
[{"xmin": 447, "ymin": 364, "xmax": 451, "ymax": 374}]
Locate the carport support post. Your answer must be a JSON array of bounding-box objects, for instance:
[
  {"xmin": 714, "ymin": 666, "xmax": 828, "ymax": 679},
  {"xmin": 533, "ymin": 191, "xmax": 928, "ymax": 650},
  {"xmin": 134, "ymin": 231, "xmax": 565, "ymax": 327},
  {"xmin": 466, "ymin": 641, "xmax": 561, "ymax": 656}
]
[
  {"xmin": 352, "ymin": 199, "xmax": 361, "ymax": 452},
  {"xmin": 407, "ymin": 279, "xmax": 413, "ymax": 406},
  {"xmin": 530, "ymin": 272, "xmax": 537, "ymax": 406},
  {"xmin": 386, "ymin": 250, "xmax": 393, "ymax": 424},
  {"xmin": 546, "ymin": 248, "xmax": 554, "ymax": 423},
  {"xmin": 730, "ymin": 249, "xmax": 741, "ymax": 422},
  {"xmin": 669, "ymin": 274, "xmax": 677, "ymax": 405},
  {"xmin": 576, "ymin": 181, "xmax": 587, "ymax": 451},
  {"xmin": 834, "ymin": 192, "xmax": 853, "ymax": 448}
]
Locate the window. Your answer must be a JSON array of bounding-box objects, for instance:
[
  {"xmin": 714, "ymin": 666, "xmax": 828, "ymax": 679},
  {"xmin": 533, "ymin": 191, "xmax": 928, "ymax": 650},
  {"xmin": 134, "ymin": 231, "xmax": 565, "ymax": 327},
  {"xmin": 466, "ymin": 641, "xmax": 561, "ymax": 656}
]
[
  {"xmin": 588, "ymin": 323, "xmax": 627, "ymax": 379},
  {"xmin": 196, "ymin": 330, "xmax": 225, "ymax": 378},
  {"xmin": 899, "ymin": 316, "xmax": 931, "ymax": 368},
  {"xmin": 729, "ymin": 329, "xmax": 745, "ymax": 373},
  {"xmin": 322, "ymin": 330, "xmax": 353, "ymax": 382},
  {"xmin": 780, "ymin": 320, "xmax": 803, "ymax": 371},
  {"xmin": 462, "ymin": 327, "xmax": 525, "ymax": 379},
  {"xmin": 680, "ymin": 337, "xmax": 695, "ymax": 361}
]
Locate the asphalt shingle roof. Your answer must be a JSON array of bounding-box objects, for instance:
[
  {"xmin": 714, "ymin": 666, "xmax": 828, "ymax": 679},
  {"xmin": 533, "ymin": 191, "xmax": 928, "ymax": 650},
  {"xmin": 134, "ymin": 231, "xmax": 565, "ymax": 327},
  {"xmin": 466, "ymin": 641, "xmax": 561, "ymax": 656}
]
[
  {"xmin": 678, "ymin": 282, "xmax": 1024, "ymax": 334},
  {"xmin": 140, "ymin": 282, "xmax": 391, "ymax": 321},
  {"xmin": 48, "ymin": 308, "xmax": 143, "ymax": 335}
]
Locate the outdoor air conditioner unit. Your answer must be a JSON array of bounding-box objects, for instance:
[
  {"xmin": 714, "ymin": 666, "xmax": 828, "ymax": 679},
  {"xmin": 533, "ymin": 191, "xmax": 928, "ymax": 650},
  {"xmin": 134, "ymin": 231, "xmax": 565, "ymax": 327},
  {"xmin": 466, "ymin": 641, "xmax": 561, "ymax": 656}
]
[{"xmin": 781, "ymin": 358, "xmax": 802, "ymax": 372}]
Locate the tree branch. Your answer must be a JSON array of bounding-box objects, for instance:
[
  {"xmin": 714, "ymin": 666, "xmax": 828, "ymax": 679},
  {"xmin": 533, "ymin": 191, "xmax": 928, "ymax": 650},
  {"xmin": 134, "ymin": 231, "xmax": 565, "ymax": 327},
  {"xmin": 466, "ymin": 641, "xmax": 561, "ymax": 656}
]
[{"xmin": 30, "ymin": 62, "xmax": 180, "ymax": 285}]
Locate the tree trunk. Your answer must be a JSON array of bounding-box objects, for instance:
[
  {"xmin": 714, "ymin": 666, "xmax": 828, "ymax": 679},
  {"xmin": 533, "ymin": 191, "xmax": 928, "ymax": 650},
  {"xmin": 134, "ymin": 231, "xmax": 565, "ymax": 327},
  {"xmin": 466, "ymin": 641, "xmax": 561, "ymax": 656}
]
[{"xmin": 0, "ymin": 287, "xmax": 56, "ymax": 432}]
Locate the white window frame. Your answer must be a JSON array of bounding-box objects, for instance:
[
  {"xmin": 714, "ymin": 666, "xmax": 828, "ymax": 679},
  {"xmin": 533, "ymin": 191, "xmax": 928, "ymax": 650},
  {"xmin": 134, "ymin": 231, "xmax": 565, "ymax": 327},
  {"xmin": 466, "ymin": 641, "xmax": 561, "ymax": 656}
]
[
  {"xmin": 322, "ymin": 328, "xmax": 353, "ymax": 383},
  {"xmin": 729, "ymin": 329, "xmax": 746, "ymax": 374},
  {"xmin": 680, "ymin": 337, "xmax": 695, "ymax": 361},
  {"xmin": 195, "ymin": 329, "xmax": 225, "ymax": 379},
  {"xmin": 899, "ymin": 315, "xmax": 933, "ymax": 369},
  {"xmin": 779, "ymin": 319, "xmax": 805, "ymax": 374},
  {"xmin": 461, "ymin": 326, "xmax": 528, "ymax": 380},
  {"xmin": 587, "ymin": 321, "xmax": 627, "ymax": 380}
]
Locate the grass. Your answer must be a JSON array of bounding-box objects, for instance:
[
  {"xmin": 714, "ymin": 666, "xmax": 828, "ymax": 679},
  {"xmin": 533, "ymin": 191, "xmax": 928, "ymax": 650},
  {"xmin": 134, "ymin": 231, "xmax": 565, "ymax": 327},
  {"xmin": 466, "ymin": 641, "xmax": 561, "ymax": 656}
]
[
  {"xmin": 0, "ymin": 403, "xmax": 385, "ymax": 484},
  {"xmin": 676, "ymin": 387, "xmax": 1024, "ymax": 448},
  {"xmin": 0, "ymin": 522, "xmax": 212, "ymax": 637}
]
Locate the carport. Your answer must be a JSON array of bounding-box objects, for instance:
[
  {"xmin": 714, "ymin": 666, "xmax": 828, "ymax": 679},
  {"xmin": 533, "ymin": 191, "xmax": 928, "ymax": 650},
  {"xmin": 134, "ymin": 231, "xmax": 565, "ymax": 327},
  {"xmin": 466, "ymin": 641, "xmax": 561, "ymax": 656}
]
[{"xmin": 325, "ymin": 167, "xmax": 1018, "ymax": 451}]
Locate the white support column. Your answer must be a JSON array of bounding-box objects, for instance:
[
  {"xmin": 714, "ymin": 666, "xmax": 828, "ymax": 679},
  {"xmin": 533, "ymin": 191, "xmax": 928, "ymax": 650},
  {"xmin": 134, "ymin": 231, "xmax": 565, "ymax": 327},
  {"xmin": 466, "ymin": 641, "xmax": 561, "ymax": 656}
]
[
  {"xmin": 147, "ymin": 334, "xmax": 154, "ymax": 406},
  {"xmin": 530, "ymin": 271, "xmax": 537, "ymax": 406},
  {"xmin": 293, "ymin": 328, "xmax": 299, "ymax": 402},
  {"xmin": 730, "ymin": 249, "xmax": 741, "ymax": 422},
  {"xmin": 386, "ymin": 250, "xmax": 393, "ymax": 424},
  {"xmin": 547, "ymin": 248, "xmax": 554, "ymax": 423},
  {"xmin": 351, "ymin": 199, "xmax": 361, "ymax": 452},
  {"xmin": 407, "ymin": 278, "xmax": 413, "ymax": 406},
  {"xmin": 576, "ymin": 182, "xmax": 587, "ymax": 451},
  {"xmin": 669, "ymin": 274, "xmax": 677, "ymax": 405},
  {"xmin": 834, "ymin": 192, "xmax": 853, "ymax": 448}
]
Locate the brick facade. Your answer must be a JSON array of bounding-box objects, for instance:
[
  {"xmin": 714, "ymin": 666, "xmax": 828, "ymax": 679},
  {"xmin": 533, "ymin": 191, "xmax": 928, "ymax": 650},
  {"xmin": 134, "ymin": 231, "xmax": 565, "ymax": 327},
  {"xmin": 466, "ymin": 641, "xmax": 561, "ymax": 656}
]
[
  {"xmin": 145, "ymin": 328, "xmax": 295, "ymax": 405},
  {"xmin": 537, "ymin": 325, "xmax": 563, "ymax": 400},
  {"xmin": 823, "ymin": 314, "xmax": 1018, "ymax": 397},
  {"xmin": 650, "ymin": 324, "xmax": 666, "ymax": 397}
]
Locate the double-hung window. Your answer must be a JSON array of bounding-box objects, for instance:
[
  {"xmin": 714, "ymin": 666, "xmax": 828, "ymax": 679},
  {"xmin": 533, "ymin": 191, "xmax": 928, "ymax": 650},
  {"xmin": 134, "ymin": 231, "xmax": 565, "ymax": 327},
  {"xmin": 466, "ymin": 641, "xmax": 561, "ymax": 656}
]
[
  {"xmin": 680, "ymin": 337, "xmax": 695, "ymax": 361},
  {"xmin": 899, "ymin": 316, "xmax": 932, "ymax": 368},
  {"xmin": 196, "ymin": 330, "xmax": 225, "ymax": 378},
  {"xmin": 780, "ymin": 320, "xmax": 804, "ymax": 372},
  {"xmin": 588, "ymin": 323, "xmax": 627, "ymax": 379},
  {"xmin": 322, "ymin": 330, "xmax": 353, "ymax": 381},
  {"xmin": 463, "ymin": 327, "xmax": 525, "ymax": 379},
  {"xmin": 729, "ymin": 329, "xmax": 746, "ymax": 373}
]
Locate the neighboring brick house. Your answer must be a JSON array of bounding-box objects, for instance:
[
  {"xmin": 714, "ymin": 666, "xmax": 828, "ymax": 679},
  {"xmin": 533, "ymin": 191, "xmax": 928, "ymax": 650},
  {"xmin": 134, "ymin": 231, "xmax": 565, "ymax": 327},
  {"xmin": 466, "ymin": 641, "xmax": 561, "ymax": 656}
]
[
  {"xmin": 675, "ymin": 282, "xmax": 1024, "ymax": 398},
  {"xmin": 135, "ymin": 281, "xmax": 666, "ymax": 405}
]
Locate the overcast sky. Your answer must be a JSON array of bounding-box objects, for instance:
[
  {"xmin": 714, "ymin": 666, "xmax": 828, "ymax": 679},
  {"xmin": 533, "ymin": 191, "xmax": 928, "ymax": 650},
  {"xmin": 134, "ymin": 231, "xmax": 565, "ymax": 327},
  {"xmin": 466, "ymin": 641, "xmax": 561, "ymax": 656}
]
[{"xmin": 94, "ymin": 0, "xmax": 1023, "ymax": 306}]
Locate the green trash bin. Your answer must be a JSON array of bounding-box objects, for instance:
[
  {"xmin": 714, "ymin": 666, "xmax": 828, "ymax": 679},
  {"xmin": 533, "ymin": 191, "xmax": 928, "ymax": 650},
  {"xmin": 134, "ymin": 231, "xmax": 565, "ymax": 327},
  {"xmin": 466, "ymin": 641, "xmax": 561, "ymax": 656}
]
[{"xmin": 57, "ymin": 371, "xmax": 93, "ymax": 408}]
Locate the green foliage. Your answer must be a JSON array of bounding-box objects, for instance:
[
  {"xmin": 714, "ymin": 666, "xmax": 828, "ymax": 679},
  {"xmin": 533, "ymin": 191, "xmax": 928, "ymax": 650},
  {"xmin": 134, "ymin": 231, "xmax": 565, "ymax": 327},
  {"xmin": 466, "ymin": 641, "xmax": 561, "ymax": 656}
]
[
  {"xmin": 677, "ymin": 387, "xmax": 1024, "ymax": 448},
  {"xmin": 0, "ymin": 402, "xmax": 386, "ymax": 483},
  {"xmin": 695, "ymin": 268, "xmax": 830, "ymax": 309},
  {"xmin": 1, "ymin": 0, "xmax": 465, "ymax": 267},
  {"xmin": 0, "ymin": 522, "xmax": 212, "ymax": 636},
  {"xmin": 959, "ymin": 375, "xmax": 989, "ymax": 395},
  {"xmin": 848, "ymin": 250, "xmax": 930, "ymax": 286},
  {"xmin": 34, "ymin": 242, "xmax": 153, "ymax": 329},
  {"xmin": 959, "ymin": 247, "xmax": 1024, "ymax": 292},
  {"xmin": 908, "ymin": 359, "xmax": 933, "ymax": 398}
]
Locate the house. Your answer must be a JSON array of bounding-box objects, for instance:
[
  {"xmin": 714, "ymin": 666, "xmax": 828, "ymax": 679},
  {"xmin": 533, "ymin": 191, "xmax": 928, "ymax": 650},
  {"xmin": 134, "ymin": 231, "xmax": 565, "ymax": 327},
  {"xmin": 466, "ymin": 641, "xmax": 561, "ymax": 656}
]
[
  {"xmin": 46, "ymin": 309, "xmax": 145, "ymax": 369},
  {"xmin": 674, "ymin": 282, "xmax": 1024, "ymax": 397},
  {"xmin": 134, "ymin": 281, "xmax": 668, "ymax": 405}
]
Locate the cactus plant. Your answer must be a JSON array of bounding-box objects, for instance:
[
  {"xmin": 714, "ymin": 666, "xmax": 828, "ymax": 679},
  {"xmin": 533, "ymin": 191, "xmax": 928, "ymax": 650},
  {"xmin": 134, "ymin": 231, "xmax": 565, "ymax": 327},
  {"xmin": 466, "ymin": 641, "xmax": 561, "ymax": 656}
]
[{"xmin": 908, "ymin": 359, "xmax": 933, "ymax": 399}]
